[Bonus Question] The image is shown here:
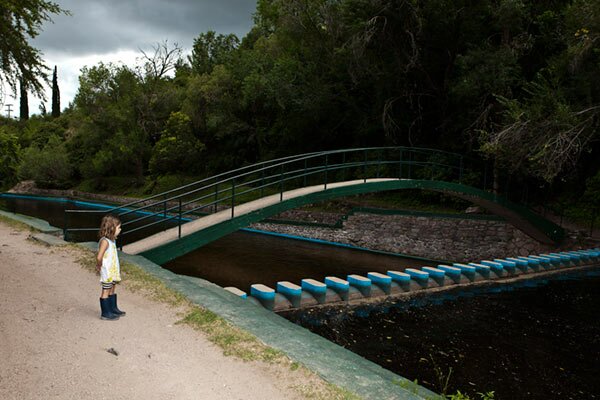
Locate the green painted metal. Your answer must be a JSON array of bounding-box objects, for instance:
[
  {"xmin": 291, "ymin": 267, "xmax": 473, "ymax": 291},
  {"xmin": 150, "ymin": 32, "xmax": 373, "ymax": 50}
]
[
  {"xmin": 64, "ymin": 146, "xmax": 564, "ymax": 260},
  {"xmin": 64, "ymin": 146, "xmax": 475, "ymax": 241},
  {"xmin": 141, "ymin": 179, "xmax": 564, "ymax": 265}
]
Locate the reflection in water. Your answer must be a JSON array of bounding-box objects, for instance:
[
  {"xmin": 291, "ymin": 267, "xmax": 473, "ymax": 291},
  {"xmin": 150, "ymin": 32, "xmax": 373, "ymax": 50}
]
[{"xmin": 164, "ymin": 231, "xmax": 436, "ymax": 291}]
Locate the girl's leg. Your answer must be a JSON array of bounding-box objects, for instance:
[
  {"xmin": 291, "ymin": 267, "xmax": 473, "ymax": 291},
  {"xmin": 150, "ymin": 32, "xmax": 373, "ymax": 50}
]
[
  {"xmin": 100, "ymin": 283, "xmax": 119, "ymax": 320},
  {"xmin": 101, "ymin": 282, "xmax": 112, "ymax": 299},
  {"xmin": 109, "ymin": 283, "xmax": 116, "ymax": 296}
]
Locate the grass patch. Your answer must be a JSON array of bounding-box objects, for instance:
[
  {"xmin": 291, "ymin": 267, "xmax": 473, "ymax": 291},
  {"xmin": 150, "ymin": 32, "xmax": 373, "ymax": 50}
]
[
  {"xmin": 0, "ymin": 214, "xmax": 38, "ymax": 231},
  {"xmin": 177, "ymin": 306, "xmax": 286, "ymax": 362}
]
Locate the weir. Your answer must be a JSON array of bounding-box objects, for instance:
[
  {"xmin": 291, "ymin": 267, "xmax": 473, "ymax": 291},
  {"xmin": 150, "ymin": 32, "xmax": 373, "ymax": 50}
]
[{"xmin": 227, "ymin": 249, "xmax": 600, "ymax": 312}]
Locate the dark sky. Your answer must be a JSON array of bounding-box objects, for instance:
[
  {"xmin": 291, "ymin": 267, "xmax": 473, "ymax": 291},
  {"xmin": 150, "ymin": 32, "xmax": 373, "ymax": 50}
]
[
  {"xmin": 3, "ymin": 0, "xmax": 256, "ymax": 114},
  {"xmin": 34, "ymin": 0, "xmax": 257, "ymax": 55}
]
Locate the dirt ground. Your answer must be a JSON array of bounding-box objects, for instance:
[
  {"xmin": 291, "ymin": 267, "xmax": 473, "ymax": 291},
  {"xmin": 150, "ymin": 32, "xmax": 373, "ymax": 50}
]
[{"xmin": 0, "ymin": 221, "xmax": 309, "ymax": 400}]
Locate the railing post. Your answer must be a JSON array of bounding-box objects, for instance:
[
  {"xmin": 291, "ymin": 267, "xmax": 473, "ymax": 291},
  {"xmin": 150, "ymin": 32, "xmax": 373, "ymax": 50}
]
[
  {"xmin": 399, "ymin": 149, "xmax": 403, "ymax": 179},
  {"xmin": 376, "ymin": 150, "xmax": 381, "ymax": 178},
  {"xmin": 324, "ymin": 154, "xmax": 328, "ymax": 190},
  {"xmin": 408, "ymin": 151, "xmax": 412, "ymax": 179},
  {"xmin": 342, "ymin": 152, "xmax": 346, "ymax": 181},
  {"xmin": 261, "ymin": 168, "xmax": 265, "ymax": 198},
  {"xmin": 163, "ymin": 196, "xmax": 167, "ymax": 219},
  {"xmin": 280, "ymin": 164, "xmax": 284, "ymax": 202},
  {"xmin": 63, "ymin": 210, "xmax": 68, "ymax": 241},
  {"xmin": 363, "ymin": 149, "xmax": 367, "ymax": 183},
  {"xmin": 459, "ymin": 156, "xmax": 464, "ymax": 184},
  {"xmin": 483, "ymin": 162, "xmax": 488, "ymax": 190},
  {"xmin": 178, "ymin": 198, "xmax": 182, "ymax": 238},
  {"xmin": 214, "ymin": 182, "xmax": 219, "ymax": 214},
  {"xmin": 303, "ymin": 159, "xmax": 307, "ymax": 187},
  {"xmin": 231, "ymin": 179, "xmax": 235, "ymax": 218},
  {"xmin": 430, "ymin": 159, "xmax": 435, "ymax": 180}
]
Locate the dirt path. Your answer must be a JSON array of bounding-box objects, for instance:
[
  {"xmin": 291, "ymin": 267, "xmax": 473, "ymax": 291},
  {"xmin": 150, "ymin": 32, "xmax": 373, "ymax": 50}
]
[{"xmin": 0, "ymin": 221, "xmax": 306, "ymax": 400}]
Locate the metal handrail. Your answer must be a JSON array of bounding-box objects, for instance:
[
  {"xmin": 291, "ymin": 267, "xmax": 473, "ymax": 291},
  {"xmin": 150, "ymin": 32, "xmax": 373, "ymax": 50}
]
[{"xmin": 64, "ymin": 147, "xmax": 477, "ymax": 241}]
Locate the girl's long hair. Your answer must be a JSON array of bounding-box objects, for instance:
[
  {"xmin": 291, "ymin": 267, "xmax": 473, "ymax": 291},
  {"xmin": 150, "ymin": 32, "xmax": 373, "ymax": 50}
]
[{"xmin": 98, "ymin": 215, "xmax": 121, "ymax": 240}]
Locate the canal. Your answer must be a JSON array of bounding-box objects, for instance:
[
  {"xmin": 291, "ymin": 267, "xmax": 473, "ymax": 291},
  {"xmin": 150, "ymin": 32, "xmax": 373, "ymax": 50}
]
[{"xmin": 1, "ymin": 194, "xmax": 598, "ymax": 399}]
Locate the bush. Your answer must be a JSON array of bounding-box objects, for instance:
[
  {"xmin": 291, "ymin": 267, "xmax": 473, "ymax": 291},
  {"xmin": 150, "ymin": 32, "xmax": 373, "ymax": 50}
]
[
  {"xmin": 149, "ymin": 112, "xmax": 205, "ymax": 175},
  {"xmin": 18, "ymin": 135, "xmax": 73, "ymax": 189},
  {"xmin": 0, "ymin": 129, "xmax": 21, "ymax": 188}
]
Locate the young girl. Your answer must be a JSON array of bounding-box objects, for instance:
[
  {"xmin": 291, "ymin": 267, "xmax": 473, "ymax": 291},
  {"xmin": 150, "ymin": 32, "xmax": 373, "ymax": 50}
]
[{"xmin": 96, "ymin": 215, "xmax": 126, "ymax": 320}]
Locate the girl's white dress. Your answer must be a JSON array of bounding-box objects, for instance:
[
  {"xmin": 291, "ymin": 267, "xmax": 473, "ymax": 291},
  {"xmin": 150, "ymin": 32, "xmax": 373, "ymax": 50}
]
[{"xmin": 99, "ymin": 237, "xmax": 121, "ymax": 283}]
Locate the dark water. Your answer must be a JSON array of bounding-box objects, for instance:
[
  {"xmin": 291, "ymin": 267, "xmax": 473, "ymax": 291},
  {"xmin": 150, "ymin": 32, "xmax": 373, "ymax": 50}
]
[
  {"xmin": 0, "ymin": 195, "xmax": 178, "ymax": 245},
  {"xmin": 281, "ymin": 271, "xmax": 600, "ymax": 400},
  {"xmin": 0, "ymin": 195, "xmax": 433, "ymax": 291},
  {"xmin": 163, "ymin": 231, "xmax": 434, "ymax": 291}
]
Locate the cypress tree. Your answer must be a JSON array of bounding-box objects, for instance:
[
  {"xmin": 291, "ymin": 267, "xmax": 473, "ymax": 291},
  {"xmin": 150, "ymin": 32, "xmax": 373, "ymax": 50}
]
[
  {"xmin": 51, "ymin": 65, "xmax": 60, "ymax": 117},
  {"xmin": 19, "ymin": 79, "xmax": 29, "ymax": 120}
]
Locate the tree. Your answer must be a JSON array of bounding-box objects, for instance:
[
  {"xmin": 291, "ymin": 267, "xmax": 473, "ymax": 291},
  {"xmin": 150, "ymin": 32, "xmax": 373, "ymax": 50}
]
[
  {"xmin": 189, "ymin": 31, "xmax": 239, "ymax": 75},
  {"xmin": 51, "ymin": 65, "xmax": 60, "ymax": 117},
  {"xmin": 137, "ymin": 40, "xmax": 182, "ymax": 81},
  {"xmin": 149, "ymin": 111, "xmax": 205, "ymax": 174},
  {"xmin": 0, "ymin": 1, "xmax": 69, "ymax": 97},
  {"xmin": 0, "ymin": 127, "xmax": 20, "ymax": 187},
  {"xmin": 19, "ymin": 79, "xmax": 28, "ymax": 120}
]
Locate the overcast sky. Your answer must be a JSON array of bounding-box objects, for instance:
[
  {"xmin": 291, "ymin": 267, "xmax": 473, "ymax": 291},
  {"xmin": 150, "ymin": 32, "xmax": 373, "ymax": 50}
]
[{"xmin": 3, "ymin": 0, "xmax": 256, "ymax": 117}]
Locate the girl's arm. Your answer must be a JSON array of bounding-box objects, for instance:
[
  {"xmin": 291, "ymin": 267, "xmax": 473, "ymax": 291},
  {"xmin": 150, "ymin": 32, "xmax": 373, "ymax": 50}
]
[{"xmin": 96, "ymin": 239, "xmax": 108, "ymax": 272}]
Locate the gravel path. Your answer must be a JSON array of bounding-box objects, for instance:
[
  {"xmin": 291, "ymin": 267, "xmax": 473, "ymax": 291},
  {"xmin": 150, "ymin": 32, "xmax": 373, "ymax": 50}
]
[{"xmin": 0, "ymin": 221, "xmax": 305, "ymax": 400}]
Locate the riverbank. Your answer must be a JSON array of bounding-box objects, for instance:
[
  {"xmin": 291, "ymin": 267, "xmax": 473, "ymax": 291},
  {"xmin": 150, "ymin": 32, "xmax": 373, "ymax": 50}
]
[{"xmin": 0, "ymin": 218, "xmax": 351, "ymax": 400}]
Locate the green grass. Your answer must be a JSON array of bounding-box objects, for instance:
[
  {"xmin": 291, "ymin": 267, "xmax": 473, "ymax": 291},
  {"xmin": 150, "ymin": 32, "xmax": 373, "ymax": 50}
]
[{"xmin": 0, "ymin": 214, "xmax": 38, "ymax": 231}]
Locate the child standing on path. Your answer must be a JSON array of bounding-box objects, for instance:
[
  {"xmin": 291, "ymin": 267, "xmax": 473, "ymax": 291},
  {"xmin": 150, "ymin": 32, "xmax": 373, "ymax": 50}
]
[{"xmin": 96, "ymin": 215, "xmax": 126, "ymax": 320}]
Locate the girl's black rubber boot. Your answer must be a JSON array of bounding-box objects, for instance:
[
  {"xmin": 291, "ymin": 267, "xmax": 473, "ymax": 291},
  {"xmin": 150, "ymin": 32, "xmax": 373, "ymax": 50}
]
[
  {"xmin": 100, "ymin": 297, "xmax": 120, "ymax": 320},
  {"xmin": 108, "ymin": 294, "xmax": 126, "ymax": 316}
]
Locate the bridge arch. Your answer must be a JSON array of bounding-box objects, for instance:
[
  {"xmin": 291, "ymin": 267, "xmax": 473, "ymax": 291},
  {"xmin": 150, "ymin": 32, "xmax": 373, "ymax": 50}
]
[{"xmin": 130, "ymin": 178, "xmax": 563, "ymax": 265}]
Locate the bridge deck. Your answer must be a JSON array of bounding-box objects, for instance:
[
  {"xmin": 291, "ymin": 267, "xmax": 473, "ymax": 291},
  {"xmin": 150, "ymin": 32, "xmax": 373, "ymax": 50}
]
[{"xmin": 122, "ymin": 178, "xmax": 397, "ymax": 255}]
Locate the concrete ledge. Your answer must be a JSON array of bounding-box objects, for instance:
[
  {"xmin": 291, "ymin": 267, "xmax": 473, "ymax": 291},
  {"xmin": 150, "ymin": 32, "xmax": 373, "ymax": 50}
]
[
  {"xmin": 0, "ymin": 210, "xmax": 62, "ymax": 235},
  {"xmin": 31, "ymin": 233, "xmax": 68, "ymax": 246}
]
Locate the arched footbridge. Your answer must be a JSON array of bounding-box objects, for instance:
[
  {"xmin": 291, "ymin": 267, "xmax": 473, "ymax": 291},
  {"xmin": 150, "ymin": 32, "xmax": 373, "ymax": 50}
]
[{"xmin": 65, "ymin": 147, "xmax": 564, "ymax": 265}]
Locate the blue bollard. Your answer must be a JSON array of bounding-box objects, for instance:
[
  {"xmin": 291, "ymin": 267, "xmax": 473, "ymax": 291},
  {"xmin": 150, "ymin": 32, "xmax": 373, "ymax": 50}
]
[{"xmin": 347, "ymin": 274, "xmax": 372, "ymax": 297}]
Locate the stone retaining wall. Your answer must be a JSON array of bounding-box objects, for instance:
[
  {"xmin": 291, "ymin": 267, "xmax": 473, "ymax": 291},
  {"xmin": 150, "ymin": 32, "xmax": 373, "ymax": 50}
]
[{"xmin": 252, "ymin": 212, "xmax": 553, "ymax": 262}]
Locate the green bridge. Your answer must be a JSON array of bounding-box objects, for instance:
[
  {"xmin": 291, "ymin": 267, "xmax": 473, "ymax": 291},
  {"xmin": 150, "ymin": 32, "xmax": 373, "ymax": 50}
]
[{"xmin": 65, "ymin": 147, "xmax": 564, "ymax": 265}]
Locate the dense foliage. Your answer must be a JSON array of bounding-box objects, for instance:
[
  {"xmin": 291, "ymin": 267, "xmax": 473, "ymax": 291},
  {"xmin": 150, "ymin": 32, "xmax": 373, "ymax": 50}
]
[
  {"xmin": 0, "ymin": 0, "xmax": 68, "ymax": 97},
  {"xmin": 1, "ymin": 0, "xmax": 599, "ymax": 208}
]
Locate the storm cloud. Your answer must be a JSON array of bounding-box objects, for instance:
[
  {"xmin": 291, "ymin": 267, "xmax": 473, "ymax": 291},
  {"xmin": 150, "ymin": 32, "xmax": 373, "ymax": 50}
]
[
  {"xmin": 34, "ymin": 0, "xmax": 257, "ymax": 55},
  {"xmin": 4, "ymin": 0, "xmax": 256, "ymax": 113}
]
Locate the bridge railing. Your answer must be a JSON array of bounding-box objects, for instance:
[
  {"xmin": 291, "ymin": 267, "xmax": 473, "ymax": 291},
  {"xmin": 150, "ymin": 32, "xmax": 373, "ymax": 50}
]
[{"xmin": 64, "ymin": 147, "xmax": 483, "ymax": 245}]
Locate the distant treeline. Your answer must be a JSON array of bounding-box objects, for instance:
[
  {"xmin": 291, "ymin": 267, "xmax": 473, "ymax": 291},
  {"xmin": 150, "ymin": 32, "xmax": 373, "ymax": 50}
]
[{"xmin": 1, "ymin": 0, "xmax": 599, "ymax": 207}]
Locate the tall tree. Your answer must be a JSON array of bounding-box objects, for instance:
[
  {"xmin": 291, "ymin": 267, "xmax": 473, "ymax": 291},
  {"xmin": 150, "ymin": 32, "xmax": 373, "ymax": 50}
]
[
  {"xmin": 19, "ymin": 79, "xmax": 29, "ymax": 120},
  {"xmin": 189, "ymin": 31, "xmax": 239, "ymax": 75},
  {"xmin": 51, "ymin": 65, "xmax": 60, "ymax": 117},
  {"xmin": 0, "ymin": 1, "xmax": 69, "ymax": 97}
]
